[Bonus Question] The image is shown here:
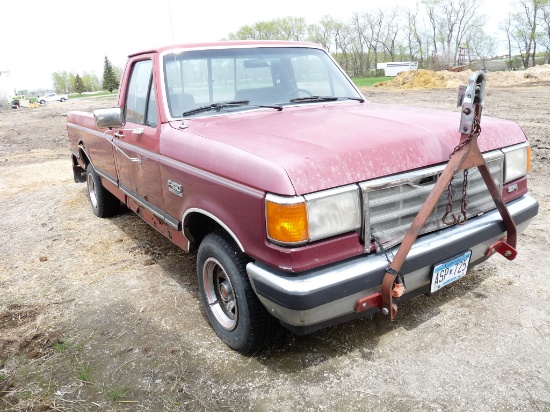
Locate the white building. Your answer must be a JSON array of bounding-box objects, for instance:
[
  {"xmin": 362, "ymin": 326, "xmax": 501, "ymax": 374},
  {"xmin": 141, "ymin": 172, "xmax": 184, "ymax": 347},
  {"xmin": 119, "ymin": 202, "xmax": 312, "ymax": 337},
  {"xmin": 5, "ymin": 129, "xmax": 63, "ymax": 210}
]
[{"xmin": 377, "ymin": 62, "xmax": 419, "ymax": 77}]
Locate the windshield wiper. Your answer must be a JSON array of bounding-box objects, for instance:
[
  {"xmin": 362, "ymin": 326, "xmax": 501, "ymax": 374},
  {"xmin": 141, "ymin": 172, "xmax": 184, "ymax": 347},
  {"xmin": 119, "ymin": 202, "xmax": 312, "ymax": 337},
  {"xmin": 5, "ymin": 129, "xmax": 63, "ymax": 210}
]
[
  {"xmin": 289, "ymin": 96, "xmax": 338, "ymax": 103},
  {"xmin": 182, "ymin": 100, "xmax": 251, "ymax": 117},
  {"xmin": 289, "ymin": 96, "xmax": 365, "ymax": 103},
  {"xmin": 340, "ymin": 96, "xmax": 365, "ymax": 103},
  {"xmin": 182, "ymin": 100, "xmax": 282, "ymax": 117}
]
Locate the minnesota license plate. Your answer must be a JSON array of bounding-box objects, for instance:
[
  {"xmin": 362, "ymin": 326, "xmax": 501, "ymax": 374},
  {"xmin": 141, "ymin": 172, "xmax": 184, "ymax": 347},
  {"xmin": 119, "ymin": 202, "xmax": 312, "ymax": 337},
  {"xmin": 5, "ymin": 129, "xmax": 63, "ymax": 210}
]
[{"xmin": 430, "ymin": 250, "xmax": 472, "ymax": 293}]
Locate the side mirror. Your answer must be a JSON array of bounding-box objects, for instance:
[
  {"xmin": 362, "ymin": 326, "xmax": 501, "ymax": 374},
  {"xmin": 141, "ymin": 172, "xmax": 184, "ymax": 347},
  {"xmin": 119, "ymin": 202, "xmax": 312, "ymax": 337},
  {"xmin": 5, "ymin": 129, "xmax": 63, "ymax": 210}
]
[{"xmin": 93, "ymin": 108, "xmax": 125, "ymax": 128}]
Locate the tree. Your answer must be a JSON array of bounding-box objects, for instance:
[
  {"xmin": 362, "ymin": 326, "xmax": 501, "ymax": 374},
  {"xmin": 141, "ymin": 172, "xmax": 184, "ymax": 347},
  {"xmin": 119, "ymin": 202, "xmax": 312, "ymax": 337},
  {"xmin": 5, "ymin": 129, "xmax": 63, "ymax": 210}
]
[
  {"xmin": 74, "ymin": 74, "xmax": 85, "ymax": 95},
  {"xmin": 51, "ymin": 71, "xmax": 71, "ymax": 94},
  {"xmin": 511, "ymin": 0, "xmax": 547, "ymax": 68},
  {"xmin": 500, "ymin": 13, "xmax": 514, "ymax": 64},
  {"xmin": 465, "ymin": 27, "xmax": 496, "ymax": 69},
  {"xmin": 228, "ymin": 17, "xmax": 307, "ymax": 41},
  {"xmin": 102, "ymin": 56, "xmax": 119, "ymax": 93},
  {"xmin": 538, "ymin": 1, "xmax": 550, "ymax": 63},
  {"xmin": 81, "ymin": 72, "xmax": 101, "ymax": 92}
]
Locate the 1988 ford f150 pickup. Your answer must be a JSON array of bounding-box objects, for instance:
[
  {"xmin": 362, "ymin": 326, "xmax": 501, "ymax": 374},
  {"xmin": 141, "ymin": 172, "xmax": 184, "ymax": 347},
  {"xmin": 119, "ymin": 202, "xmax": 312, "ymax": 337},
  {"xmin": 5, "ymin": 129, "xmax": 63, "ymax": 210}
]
[{"xmin": 67, "ymin": 41, "xmax": 538, "ymax": 353}]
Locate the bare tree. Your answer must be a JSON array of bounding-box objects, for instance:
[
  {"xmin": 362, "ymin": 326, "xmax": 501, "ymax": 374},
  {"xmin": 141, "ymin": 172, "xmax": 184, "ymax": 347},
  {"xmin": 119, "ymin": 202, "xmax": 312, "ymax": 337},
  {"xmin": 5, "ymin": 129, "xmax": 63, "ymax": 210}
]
[
  {"xmin": 500, "ymin": 13, "xmax": 514, "ymax": 63},
  {"xmin": 378, "ymin": 7, "xmax": 400, "ymax": 61},
  {"xmin": 465, "ymin": 26, "xmax": 497, "ymax": 69},
  {"xmin": 512, "ymin": 0, "xmax": 546, "ymax": 68},
  {"xmin": 539, "ymin": 2, "xmax": 550, "ymax": 62},
  {"xmin": 350, "ymin": 12, "xmax": 371, "ymax": 76},
  {"xmin": 404, "ymin": 3, "xmax": 428, "ymax": 66}
]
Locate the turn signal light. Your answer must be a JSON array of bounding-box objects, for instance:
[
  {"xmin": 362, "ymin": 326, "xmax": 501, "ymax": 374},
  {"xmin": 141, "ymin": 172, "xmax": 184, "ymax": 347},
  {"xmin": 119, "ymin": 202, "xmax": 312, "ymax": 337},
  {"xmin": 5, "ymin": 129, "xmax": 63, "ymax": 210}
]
[{"xmin": 266, "ymin": 200, "xmax": 308, "ymax": 245}]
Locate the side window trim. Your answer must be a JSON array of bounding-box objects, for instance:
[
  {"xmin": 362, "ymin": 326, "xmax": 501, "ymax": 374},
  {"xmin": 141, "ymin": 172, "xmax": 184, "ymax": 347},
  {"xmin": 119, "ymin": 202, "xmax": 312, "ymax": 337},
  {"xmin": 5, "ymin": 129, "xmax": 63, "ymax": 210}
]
[{"xmin": 124, "ymin": 59, "xmax": 157, "ymax": 127}]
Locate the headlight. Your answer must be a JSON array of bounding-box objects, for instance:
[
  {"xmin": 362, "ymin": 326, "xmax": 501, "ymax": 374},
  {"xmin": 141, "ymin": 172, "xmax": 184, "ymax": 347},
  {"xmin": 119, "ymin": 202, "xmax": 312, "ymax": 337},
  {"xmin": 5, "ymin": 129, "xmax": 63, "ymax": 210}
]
[
  {"xmin": 266, "ymin": 185, "xmax": 361, "ymax": 246},
  {"xmin": 503, "ymin": 142, "xmax": 531, "ymax": 183}
]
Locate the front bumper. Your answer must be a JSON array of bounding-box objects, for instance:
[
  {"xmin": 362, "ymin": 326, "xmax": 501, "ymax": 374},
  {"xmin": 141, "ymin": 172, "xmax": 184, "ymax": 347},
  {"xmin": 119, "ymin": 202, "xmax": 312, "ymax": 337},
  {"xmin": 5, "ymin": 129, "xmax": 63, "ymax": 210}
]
[{"xmin": 246, "ymin": 195, "xmax": 539, "ymax": 334}]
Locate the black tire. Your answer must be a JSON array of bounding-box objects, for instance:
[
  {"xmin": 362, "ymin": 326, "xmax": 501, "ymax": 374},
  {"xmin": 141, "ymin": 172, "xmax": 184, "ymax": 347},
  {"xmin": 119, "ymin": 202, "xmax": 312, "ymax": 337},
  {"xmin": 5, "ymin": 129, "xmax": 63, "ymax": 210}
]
[
  {"xmin": 86, "ymin": 163, "xmax": 119, "ymax": 218},
  {"xmin": 197, "ymin": 231, "xmax": 282, "ymax": 353},
  {"xmin": 39, "ymin": 100, "xmax": 45, "ymax": 104},
  {"xmin": 60, "ymin": 98, "xmax": 66, "ymax": 102}
]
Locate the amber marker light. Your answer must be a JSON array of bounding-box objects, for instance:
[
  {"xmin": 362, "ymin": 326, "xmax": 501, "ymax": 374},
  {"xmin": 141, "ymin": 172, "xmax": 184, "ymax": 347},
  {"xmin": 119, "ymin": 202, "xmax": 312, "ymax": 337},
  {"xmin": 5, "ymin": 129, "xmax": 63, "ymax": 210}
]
[
  {"xmin": 266, "ymin": 195, "xmax": 308, "ymax": 245},
  {"xmin": 526, "ymin": 145, "xmax": 531, "ymax": 173}
]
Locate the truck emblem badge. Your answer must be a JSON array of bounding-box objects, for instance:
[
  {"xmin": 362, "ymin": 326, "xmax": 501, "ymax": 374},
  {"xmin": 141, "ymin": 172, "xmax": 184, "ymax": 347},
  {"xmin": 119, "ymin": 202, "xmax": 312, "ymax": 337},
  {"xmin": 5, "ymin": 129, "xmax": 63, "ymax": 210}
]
[{"xmin": 168, "ymin": 180, "xmax": 183, "ymax": 197}]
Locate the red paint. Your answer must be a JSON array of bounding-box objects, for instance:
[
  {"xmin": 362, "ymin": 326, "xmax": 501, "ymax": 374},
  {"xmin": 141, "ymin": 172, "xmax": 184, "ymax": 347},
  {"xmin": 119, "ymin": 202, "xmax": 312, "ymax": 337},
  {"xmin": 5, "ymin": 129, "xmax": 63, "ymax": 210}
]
[{"xmin": 67, "ymin": 41, "xmax": 532, "ymax": 273}]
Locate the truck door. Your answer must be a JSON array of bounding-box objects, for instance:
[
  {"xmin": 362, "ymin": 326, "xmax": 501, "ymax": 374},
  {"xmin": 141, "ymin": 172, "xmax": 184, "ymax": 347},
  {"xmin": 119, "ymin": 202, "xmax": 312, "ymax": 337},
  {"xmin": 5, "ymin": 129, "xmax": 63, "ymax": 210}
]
[{"xmin": 113, "ymin": 57, "xmax": 164, "ymax": 219}]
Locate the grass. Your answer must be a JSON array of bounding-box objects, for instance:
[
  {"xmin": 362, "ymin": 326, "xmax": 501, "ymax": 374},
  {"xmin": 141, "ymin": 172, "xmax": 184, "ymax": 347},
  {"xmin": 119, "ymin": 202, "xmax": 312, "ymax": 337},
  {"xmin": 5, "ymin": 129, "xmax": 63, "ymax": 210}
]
[
  {"xmin": 352, "ymin": 76, "xmax": 392, "ymax": 87},
  {"xmin": 0, "ymin": 373, "xmax": 6, "ymax": 381},
  {"xmin": 106, "ymin": 383, "xmax": 129, "ymax": 401},
  {"xmin": 52, "ymin": 340, "xmax": 70, "ymax": 352},
  {"xmin": 76, "ymin": 363, "xmax": 92, "ymax": 382},
  {"xmin": 69, "ymin": 91, "xmax": 118, "ymax": 100}
]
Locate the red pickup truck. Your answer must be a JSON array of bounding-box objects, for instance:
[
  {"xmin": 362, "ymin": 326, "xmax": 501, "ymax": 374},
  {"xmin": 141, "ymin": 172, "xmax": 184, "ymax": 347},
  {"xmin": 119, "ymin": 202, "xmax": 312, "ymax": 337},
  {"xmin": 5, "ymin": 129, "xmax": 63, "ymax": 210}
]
[{"xmin": 67, "ymin": 41, "xmax": 538, "ymax": 353}]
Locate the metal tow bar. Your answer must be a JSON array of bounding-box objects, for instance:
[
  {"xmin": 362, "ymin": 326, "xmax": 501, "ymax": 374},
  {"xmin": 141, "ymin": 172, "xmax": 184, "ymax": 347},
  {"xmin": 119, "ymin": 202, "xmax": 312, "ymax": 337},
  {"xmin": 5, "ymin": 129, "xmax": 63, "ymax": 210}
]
[{"xmin": 380, "ymin": 71, "xmax": 518, "ymax": 320}]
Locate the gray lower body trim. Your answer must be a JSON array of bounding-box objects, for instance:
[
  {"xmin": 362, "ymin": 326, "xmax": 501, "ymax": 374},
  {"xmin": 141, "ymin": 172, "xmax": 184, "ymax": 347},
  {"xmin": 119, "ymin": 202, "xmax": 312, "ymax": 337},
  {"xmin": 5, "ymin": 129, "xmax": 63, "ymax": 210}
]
[
  {"xmin": 246, "ymin": 195, "xmax": 538, "ymax": 332},
  {"xmin": 120, "ymin": 184, "xmax": 180, "ymax": 231},
  {"xmin": 91, "ymin": 165, "xmax": 180, "ymax": 231},
  {"xmin": 95, "ymin": 167, "xmax": 118, "ymax": 187}
]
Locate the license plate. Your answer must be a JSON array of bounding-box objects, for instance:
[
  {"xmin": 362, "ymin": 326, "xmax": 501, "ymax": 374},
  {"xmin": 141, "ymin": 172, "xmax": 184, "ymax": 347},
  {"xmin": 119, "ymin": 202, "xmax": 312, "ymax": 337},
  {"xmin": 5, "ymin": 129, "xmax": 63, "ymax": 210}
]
[{"xmin": 430, "ymin": 250, "xmax": 472, "ymax": 293}]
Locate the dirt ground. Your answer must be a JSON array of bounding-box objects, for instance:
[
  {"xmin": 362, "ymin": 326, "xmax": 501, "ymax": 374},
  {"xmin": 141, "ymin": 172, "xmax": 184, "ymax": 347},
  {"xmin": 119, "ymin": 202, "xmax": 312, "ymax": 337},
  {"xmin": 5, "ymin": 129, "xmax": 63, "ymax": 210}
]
[{"xmin": 0, "ymin": 84, "xmax": 549, "ymax": 411}]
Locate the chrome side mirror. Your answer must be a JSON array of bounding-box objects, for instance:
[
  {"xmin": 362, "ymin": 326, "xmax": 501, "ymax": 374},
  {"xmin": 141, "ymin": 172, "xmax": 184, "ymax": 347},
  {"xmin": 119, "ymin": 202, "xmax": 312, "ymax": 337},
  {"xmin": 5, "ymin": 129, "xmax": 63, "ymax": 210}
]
[{"xmin": 93, "ymin": 108, "xmax": 125, "ymax": 128}]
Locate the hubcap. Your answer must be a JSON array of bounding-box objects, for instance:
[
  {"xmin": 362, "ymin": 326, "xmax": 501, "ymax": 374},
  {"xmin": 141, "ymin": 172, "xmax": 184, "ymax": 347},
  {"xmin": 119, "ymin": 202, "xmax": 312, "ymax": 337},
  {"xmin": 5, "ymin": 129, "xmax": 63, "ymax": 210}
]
[
  {"xmin": 87, "ymin": 171, "xmax": 98, "ymax": 208},
  {"xmin": 203, "ymin": 258, "xmax": 237, "ymax": 331}
]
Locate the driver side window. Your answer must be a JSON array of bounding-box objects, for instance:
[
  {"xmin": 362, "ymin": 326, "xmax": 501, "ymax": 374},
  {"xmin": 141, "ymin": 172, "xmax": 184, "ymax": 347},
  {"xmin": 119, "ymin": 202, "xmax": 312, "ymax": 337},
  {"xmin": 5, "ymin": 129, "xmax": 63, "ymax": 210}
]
[{"xmin": 126, "ymin": 60, "xmax": 157, "ymax": 127}]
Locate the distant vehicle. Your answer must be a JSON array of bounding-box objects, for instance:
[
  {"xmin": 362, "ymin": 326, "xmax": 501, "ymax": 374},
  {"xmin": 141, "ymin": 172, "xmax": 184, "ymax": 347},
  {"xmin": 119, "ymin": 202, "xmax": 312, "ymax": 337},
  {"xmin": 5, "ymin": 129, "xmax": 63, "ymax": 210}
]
[
  {"xmin": 37, "ymin": 93, "xmax": 68, "ymax": 104},
  {"xmin": 11, "ymin": 95, "xmax": 30, "ymax": 108}
]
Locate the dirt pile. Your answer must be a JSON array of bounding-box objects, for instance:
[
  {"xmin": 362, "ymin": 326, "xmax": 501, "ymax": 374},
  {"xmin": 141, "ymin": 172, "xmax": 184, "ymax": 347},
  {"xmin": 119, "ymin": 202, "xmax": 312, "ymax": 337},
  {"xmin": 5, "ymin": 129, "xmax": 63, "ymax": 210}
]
[
  {"xmin": 375, "ymin": 69, "xmax": 446, "ymax": 89},
  {"xmin": 375, "ymin": 64, "xmax": 550, "ymax": 89}
]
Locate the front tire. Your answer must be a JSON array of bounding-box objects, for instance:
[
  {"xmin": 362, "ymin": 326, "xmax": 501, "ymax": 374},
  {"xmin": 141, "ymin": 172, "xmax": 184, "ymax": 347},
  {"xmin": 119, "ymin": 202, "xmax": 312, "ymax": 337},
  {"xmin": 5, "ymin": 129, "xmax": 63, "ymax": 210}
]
[
  {"xmin": 60, "ymin": 97, "xmax": 66, "ymax": 102},
  {"xmin": 197, "ymin": 231, "xmax": 281, "ymax": 353},
  {"xmin": 86, "ymin": 163, "xmax": 119, "ymax": 217}
]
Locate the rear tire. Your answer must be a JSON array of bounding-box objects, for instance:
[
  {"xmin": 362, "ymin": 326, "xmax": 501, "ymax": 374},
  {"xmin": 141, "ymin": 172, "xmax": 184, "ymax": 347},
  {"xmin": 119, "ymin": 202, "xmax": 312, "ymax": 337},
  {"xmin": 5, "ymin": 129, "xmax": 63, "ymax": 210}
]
[
  {"xmin": 60, "ymin": 97, "xmax": 66, "ymax": 102},
  {"xmin": 86, "ymin": 163, "xmax": 119, "ymax": 217},
  {"xmin": 197, "ymin": 231, "xmax": 282, "ymax": 353}
]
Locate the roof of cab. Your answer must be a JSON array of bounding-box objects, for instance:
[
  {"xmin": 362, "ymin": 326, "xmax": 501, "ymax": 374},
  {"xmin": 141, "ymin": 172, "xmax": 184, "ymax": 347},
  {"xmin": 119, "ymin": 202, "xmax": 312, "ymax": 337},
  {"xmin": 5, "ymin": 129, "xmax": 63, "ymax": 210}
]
[{"xmin": 128, "ymin": 40, "xmax": 321, "ymax": 58}]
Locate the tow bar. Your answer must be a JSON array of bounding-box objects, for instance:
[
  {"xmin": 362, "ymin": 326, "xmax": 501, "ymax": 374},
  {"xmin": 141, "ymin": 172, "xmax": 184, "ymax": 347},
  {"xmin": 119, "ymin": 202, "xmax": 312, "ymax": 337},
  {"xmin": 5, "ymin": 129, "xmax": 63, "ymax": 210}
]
[{"xmin": 380, "ymin": 71, "xmax": 518, "ymax": 320}]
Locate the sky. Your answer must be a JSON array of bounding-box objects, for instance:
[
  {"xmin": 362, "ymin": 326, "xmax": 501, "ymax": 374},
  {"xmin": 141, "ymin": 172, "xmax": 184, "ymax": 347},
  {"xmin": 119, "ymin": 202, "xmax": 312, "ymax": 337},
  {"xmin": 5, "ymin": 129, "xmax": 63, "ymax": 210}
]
[{"xmin": 1, "ymin": 0, "xmax": 516, "ymax": 91}]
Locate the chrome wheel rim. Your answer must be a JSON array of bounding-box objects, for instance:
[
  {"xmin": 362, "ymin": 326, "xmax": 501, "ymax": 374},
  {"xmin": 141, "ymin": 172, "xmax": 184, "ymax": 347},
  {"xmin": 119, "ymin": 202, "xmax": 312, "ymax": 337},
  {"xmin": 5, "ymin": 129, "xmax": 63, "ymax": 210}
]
[
  {"xmin": 203, "ymin": 257, "xmax": 237, "ymax": 331},
  {"xmin": 87, "ymin": 171, "xmax": 98, "ymax": 209}
]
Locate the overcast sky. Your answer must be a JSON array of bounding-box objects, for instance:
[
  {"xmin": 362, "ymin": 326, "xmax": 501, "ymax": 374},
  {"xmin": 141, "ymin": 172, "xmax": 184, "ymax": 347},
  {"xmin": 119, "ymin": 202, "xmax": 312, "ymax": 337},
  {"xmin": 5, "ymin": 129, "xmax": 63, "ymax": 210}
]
[{"xmin": 1, "ymin": 0, "xmax": 515, "ymax": 91}]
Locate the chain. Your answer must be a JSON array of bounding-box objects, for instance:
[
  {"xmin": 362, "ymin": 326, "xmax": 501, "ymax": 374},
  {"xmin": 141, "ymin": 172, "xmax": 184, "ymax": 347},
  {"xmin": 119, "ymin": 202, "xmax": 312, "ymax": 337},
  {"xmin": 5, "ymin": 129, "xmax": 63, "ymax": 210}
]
[
  {"xmin": 442, "ymin": 112, "xmax": 481, "ymax": 226},
  {"xmin": 457, "ymin": 169, "xmax": 468, "ymax": 225},
  {"xmin": 449, "ymin": 114, "xmax": 482, "ymax": 159},
  {"xmin": 442, "ymin": 175, "xmax": 457, "ymax": 225}
]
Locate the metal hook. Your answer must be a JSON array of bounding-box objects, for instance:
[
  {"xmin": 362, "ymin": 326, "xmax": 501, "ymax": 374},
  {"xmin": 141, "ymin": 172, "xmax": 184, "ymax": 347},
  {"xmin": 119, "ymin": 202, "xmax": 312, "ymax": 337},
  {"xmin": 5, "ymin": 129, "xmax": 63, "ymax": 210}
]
[
  {"xmin": 442, "ymin": 211, "xmax": 457, "ymax": 225},
  {"xmin": 456, "ymin": 212, "xmax": 467, "ymax": 225}
]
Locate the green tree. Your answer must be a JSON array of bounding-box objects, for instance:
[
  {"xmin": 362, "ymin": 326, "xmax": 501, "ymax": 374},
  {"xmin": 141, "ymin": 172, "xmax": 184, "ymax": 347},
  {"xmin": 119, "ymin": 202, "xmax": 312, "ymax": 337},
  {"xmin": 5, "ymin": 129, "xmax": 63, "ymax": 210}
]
[
  {"xmin": 74, "ymin": 74, "xmax": 85, "ymax": 94},
  {"xmin": 82, "ymin": 72, "xmax": 101, "ymax": 92},
  {"xmin": 51, "ymin": 71, "xmax": 71, "ymax": 93},
  {"xmin": 102, "ymin": 56, "xmax": 119, "ymax": 93}
]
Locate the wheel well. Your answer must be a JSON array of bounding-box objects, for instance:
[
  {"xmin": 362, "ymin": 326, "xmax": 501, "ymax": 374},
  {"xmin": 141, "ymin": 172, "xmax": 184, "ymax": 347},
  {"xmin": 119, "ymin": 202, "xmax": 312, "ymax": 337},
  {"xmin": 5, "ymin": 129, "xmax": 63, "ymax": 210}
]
[
  {"xmin": 78, "ymin": 145, "xmax": 90, "ymax": 166},
  {"xmin": 184, "ymin": 212, "xmax": 242, "ymax": 253}
]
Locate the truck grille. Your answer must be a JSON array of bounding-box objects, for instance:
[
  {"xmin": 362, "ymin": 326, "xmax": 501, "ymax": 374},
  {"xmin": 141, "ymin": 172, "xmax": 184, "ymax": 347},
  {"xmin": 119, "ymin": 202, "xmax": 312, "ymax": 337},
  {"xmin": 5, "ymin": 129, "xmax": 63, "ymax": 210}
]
[{"xmin": 359, "ymin": 151, "xmax": 504, "ymax": 251}]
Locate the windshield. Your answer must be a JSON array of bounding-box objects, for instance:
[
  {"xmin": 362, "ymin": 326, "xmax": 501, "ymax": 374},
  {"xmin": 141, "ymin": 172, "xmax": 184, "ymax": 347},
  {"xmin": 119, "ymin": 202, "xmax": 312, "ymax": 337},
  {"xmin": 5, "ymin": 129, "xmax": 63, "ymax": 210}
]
[{"xmin": 163, "ymin": 47, "xmax": 361, "ymax": 118}]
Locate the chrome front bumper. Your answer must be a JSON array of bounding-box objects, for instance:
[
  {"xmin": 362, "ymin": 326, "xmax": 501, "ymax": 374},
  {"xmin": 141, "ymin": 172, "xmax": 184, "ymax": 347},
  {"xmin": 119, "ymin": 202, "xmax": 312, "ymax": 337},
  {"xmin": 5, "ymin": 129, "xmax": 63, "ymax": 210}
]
[{"xmin": 246, "ymin": 195, "xmax": 539, "ymax": 334}]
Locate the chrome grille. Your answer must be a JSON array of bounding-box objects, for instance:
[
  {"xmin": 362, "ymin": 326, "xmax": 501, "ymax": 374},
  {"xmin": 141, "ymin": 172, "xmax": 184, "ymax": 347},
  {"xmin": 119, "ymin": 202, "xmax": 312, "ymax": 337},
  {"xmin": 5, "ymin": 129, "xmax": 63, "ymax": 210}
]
[{"xmin": 360, "ymin": 151, "xmax": 504, "ymax": 251}]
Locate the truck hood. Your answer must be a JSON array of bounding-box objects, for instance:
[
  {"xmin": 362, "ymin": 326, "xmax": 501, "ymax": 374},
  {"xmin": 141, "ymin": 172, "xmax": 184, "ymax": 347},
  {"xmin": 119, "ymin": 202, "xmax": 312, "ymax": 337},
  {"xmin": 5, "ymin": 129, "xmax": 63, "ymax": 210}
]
[{"xmin": 175, "ymin": 102, "xmax": 526, "ymax": 195}]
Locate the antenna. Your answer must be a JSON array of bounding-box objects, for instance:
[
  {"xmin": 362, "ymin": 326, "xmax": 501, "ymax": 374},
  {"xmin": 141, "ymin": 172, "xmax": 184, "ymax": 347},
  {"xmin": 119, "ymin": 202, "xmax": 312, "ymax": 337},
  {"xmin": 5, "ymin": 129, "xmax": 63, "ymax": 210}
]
[{"xmin": 167, "ymin": 0, "xmax": 176, "ymax": 45}]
